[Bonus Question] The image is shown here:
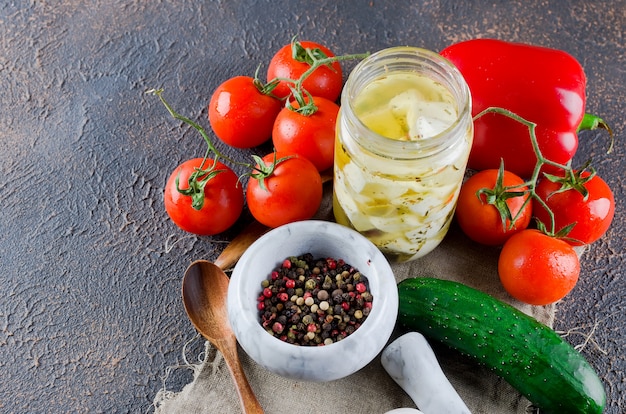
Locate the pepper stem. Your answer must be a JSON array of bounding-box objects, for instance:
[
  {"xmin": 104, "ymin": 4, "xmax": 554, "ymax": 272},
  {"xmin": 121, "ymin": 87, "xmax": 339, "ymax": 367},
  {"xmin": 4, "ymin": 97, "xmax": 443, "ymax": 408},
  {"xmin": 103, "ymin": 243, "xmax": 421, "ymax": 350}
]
[{"xmin": 578, "ymin": 113, "xmax": 614, "ymax": 154}]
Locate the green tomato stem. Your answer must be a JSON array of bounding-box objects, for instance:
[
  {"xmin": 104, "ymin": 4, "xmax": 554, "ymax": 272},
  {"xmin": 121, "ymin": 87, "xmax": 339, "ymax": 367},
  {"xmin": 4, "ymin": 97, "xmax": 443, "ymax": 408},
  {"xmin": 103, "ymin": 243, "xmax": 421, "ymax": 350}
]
[
  {"xmin": 472, "ymin": 107, "xmax": 583, "ymax": 236},
  {"xmin": 147, "ymin": 88, "xmax": 251, "ymax": 168},
  {"xmin": 272, "ymin": 38, "xmax": 369, "ymax": 115}
]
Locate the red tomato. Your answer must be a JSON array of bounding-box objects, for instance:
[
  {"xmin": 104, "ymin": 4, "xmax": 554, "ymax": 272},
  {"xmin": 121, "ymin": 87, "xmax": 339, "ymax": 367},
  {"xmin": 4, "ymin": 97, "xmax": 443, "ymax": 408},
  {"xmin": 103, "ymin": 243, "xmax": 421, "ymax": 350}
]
[
  {"xmin": 208, "ymin": 76, "xmax": 282, "ymax": 148},
  {"xmin": 272, "ymin": 96, "xmax": 339, "ymax": 172},
  {"xmin": 246, "ymin": 153, "xmax": 323, "ymax": 228},
  {"xmin": 164, "ymin": 158, "xmax": 244, "ymax": 235},
  {"xmin": 455, "ymin": 169, "xmax": 532, "ymax": 246},
  {"xmin": 498, "ymin": 229, "xmax": 580, "ymax": 305},
  {"xmin": 533, "ymin": 170, "xmax": 615, "ymax": 245},
  {"xmin": 266, "ymin": 40, "xmax": 343, "ymax": 101}
]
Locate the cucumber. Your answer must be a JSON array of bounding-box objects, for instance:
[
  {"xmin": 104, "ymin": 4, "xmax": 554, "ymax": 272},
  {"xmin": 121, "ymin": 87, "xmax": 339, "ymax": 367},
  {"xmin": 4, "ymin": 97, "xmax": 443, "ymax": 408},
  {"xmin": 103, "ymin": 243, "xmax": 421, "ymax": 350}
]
[{"xmin": 397, "ymin": 277, "xmax": 606, "ymax": 414}]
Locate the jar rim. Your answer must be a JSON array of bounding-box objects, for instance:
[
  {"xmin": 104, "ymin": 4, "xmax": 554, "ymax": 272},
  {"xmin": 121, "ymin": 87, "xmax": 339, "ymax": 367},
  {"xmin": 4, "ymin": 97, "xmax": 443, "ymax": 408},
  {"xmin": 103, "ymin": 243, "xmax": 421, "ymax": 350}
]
[{"xmin": 341, "ymin": 46, "xmax": 472, "ymax": 159}]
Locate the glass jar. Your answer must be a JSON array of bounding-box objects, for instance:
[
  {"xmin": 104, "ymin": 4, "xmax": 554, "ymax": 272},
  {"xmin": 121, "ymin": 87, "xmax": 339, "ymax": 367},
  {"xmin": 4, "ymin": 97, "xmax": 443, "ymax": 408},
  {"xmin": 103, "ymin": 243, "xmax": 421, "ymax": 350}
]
[{"xmin": 333, "ymin": 46, "xmax": 473, "ymax": 262}]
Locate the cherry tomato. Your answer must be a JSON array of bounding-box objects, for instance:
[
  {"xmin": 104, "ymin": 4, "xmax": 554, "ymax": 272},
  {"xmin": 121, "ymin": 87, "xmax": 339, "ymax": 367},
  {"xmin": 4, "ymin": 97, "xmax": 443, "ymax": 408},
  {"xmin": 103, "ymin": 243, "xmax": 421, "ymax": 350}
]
[
  {"xmin": 208, "ymin": 76, "xmax": 282, "ymax": 148},
  {"xmin": 455, "ymin": 169, "xmax": 532, "ymax": 246},
  {"xmin": 246, "ymin": 153, "xmax": 323, "ymax": 228},
  {"xmin": 498, "ymin": 229, "xmax": 580, "ymax": 305},
  {"xmin": 266, "ymin": 40, "xmax": 343, "ymax": 101},
  {"xmin": 533, "ymin": 170, "xmax": 615, "ymax": 245},
  {"xmin": 272, "ymin": 96, "xmax": 339, "ymax": 172},
  {"xmin": 164, "ymin": 158, "xmax": 244, "ymax": 235}
]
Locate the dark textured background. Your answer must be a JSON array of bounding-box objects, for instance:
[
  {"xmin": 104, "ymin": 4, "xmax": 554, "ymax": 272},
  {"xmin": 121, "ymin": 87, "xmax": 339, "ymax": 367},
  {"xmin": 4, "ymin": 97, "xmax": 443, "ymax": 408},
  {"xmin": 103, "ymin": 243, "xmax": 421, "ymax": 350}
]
[{"xmin": 1, "ymin": 1, "xmax": 623, "ymax": 413}]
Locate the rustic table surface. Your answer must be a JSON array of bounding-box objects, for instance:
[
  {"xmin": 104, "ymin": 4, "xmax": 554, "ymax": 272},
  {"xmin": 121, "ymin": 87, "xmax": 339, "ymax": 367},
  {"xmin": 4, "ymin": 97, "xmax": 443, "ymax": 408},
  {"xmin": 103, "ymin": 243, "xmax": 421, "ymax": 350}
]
[{"xmin": 1, "ymin": 1, "xmax": 624, "ymax": 413}]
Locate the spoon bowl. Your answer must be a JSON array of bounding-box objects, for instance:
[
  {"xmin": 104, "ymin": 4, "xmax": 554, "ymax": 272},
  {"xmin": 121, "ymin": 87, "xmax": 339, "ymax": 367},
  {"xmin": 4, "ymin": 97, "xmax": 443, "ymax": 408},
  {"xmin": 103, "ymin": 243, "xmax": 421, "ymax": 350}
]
[{"xmin": 182, "ymin": 260, "xmax": 231, "ymax": 344}]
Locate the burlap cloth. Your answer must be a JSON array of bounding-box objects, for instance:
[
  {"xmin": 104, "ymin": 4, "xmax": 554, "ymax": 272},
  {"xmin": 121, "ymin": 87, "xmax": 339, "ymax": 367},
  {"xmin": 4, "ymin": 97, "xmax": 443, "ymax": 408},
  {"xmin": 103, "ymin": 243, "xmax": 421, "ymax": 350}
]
[{"xmin": 154, "ymin": 185, "xmax": 569, "ymax": 414}]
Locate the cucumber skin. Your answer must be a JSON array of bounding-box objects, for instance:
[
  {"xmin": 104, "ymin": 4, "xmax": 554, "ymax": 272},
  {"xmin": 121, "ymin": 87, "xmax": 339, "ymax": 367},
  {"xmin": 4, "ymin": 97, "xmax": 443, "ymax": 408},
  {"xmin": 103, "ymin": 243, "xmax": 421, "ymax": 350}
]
[{"xmin": 397, "ymin": 277, "xmax": 606, "ymax": 414}]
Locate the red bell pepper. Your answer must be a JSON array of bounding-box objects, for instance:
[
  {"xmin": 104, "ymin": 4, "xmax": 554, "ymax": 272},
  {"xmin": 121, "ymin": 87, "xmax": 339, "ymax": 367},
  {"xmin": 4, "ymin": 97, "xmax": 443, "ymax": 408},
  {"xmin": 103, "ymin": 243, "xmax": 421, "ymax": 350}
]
[{"xmin": 440, "ymin": 38, "xmax": 610, "ymax": 177}]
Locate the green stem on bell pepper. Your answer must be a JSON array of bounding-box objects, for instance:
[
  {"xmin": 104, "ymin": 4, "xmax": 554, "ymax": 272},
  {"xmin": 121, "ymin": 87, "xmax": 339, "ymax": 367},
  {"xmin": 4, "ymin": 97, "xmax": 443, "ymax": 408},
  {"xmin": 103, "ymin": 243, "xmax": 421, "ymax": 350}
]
[{"xmin": 578, "ymin": 113, "xmax": 615, "ymax": 154}]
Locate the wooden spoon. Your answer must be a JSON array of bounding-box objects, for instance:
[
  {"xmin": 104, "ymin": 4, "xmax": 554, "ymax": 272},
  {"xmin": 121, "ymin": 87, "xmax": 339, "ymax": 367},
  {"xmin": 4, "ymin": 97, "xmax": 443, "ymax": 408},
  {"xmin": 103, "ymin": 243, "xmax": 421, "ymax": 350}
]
[
  {"xmin": 213, "ymin": 220, "xmax": 269, "ymax": 271},
  {"xmin": 180, "ymin": 169, "xmax": 333, "ymax": 413},
  {"xmin": 182, "ymin": 258, "xmax": 264, "ymax": 413}
]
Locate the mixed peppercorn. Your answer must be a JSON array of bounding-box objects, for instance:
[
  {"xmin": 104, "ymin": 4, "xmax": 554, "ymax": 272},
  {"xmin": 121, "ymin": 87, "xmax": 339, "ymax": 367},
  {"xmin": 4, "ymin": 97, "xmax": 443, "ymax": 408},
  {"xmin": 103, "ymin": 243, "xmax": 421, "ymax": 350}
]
[{"xmin": 257, "ymin": 253, "xmax": 373, "ymax": 346}]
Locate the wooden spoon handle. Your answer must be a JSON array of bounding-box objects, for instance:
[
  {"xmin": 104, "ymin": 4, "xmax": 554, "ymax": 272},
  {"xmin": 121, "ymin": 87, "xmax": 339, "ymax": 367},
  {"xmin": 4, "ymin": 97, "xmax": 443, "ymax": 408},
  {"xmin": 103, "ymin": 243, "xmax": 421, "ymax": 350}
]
[
  {"xmin": 213, "ymin": 220, "xmax": 269, "ymax": 271},
  {"xmin": 218, "ymin": 338, "xmax": 264, "ymax": 414}
]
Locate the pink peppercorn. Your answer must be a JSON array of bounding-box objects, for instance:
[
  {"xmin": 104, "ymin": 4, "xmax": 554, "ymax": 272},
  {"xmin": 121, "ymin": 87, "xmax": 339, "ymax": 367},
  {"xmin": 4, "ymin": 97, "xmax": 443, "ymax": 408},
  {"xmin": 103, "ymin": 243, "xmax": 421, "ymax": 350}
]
[
  {"xmin": 272, "ymin": 322, "xmax": 284, "ymax": 333},
  {"xmin": 263, "ymin": 287, "xmax": 273, "ymax": 298},
  {"xmin": 356, "ymin": 282, "xmax": 367, "ymax": 293},
  {"xmin": 285, "ymin": 279, "xmax": 296, "ymax": 289}
]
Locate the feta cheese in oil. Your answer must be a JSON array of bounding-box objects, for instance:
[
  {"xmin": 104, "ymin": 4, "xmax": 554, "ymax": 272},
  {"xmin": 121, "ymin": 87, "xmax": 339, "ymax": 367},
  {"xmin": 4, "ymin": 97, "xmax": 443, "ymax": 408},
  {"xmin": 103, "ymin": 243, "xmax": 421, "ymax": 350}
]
[
  {"xmin": 334, "ymin": 59, "xmax": 472, "ymax": 262},
  {"xmin": 354, "ymin": 73, "xmax": 458, "ymax": 141}
]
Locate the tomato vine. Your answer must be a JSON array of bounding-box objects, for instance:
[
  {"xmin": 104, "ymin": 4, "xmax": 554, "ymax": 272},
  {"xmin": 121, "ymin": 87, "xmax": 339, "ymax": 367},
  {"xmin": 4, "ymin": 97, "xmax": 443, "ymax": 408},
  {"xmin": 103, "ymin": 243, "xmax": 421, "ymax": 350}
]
[
  {"xmin": 279, "ymin": 36, "xmax": 368, "ymax": 116},
  {"xmin": 147, "ymin": 39, "xmax": 368, "ymax": 210},
  {"xmin": 473, "ymin": 107, "xmax": 605, "ymax": 239}
]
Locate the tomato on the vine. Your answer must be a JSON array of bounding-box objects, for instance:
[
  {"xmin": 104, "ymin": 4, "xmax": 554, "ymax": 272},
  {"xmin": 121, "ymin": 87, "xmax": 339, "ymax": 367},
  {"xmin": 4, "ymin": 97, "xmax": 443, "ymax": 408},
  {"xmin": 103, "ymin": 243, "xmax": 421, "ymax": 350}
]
[
  {"xmin": 498, "ymin": 229, "xmax": 580, "ymax": 305},
  {"xmin": 533, "ymin": 170, "xmax": 615, "ymax": 245},
  {"xmin": 266, "ymin": 40, "xmax": 343, "ymax": 101},
  {"xmin": 208, "ymin": 76, "xmax": 282, "ymax": 148},
  {"xmin": 455, "ymin": 168, "xmax": 532, "ymax": 246},
  {"xmin": 246, "ymin": 153, "xmax": 323, "ymax": 228},
  {"xmin": 164, "ymin": 158, "xmax": 244, "ymax": 235},
  {"xmin": 272, "ymin": 96, "xmax": 339, "ymax": 172}
]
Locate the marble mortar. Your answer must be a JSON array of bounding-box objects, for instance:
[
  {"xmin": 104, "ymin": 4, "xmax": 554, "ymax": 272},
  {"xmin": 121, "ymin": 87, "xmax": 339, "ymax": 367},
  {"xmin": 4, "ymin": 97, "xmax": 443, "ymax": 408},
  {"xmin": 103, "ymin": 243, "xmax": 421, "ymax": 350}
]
[{"xmin": 227, "ymin": 220, "xmax": 398, "ymax": 382}]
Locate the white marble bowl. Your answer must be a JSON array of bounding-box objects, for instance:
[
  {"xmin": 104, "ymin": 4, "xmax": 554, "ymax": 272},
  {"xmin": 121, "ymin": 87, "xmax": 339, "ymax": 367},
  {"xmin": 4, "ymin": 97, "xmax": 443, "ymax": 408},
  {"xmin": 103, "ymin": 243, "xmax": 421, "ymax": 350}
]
[{"xmin": 227, "ymin": 220, "xmax": 398, "ymax": 382}]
